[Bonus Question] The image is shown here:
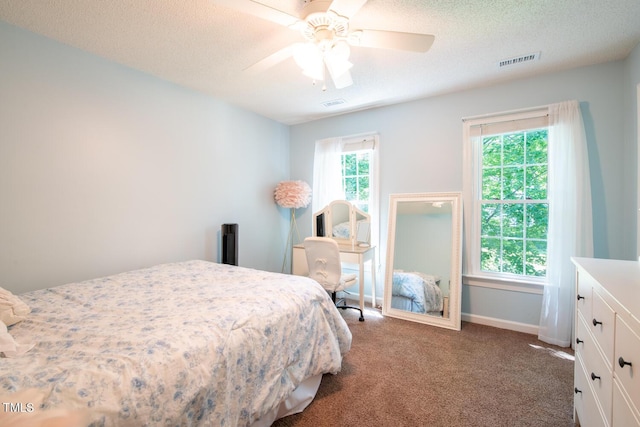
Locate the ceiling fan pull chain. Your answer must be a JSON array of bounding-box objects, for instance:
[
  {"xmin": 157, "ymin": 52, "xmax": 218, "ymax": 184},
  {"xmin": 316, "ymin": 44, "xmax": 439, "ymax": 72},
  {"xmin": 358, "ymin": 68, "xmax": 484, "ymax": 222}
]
[{"xmin": 322, "ymin": 63, "xmax": 327, "ymax": 91}]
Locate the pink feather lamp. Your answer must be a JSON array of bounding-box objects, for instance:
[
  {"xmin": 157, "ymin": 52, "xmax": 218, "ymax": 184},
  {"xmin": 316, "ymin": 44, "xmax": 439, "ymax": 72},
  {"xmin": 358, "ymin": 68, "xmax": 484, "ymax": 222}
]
[{"xmin": 274, "ymin": 180, "xmax": 312, "ymax": 272}]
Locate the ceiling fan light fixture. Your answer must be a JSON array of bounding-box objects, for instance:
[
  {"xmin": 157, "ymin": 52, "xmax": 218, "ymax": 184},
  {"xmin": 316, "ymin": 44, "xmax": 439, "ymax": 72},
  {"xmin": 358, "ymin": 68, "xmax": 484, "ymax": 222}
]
[
  {"xmin": 294, "ymin": 42, "xmax": 325, "ymax": 81},
  {"xmin": 302, "ymin": 65, "xmax": 325, "ymax": 82},
  {"xmin": 325, "ymin": 41, "xmax": 352, "ymax": 80},
  {"xmin": 293, "ymin": 42, "xmax": 320, "ymax": 68},
  {"xmin": 301, "ymin": 8, "xmax": 349, "ymax": 42},
  {"xmin": 331, "ymin": 40, "xmax": 351, "ymax": 61},
  {"xmin": 325, "ymin": 56, "xmax": 352, "ymax": 80},
  {"xmin": 294, "ymin": 37, "xmax": 353, "ymax": 85}
]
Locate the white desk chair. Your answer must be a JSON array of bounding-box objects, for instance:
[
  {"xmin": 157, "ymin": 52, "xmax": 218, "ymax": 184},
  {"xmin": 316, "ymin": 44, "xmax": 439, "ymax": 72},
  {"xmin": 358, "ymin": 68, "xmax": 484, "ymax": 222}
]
[{"xmin": 304, "ymin": 237, "xmax": 365, "ymax": 322}]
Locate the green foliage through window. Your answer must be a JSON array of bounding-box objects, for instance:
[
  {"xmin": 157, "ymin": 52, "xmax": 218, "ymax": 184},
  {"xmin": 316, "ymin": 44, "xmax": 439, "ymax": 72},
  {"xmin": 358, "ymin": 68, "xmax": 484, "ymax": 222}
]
[
  {"xmin": 341, "ymin": 151, "xmax": 371, "ymax": 213},
  {"xmin": 480, "ymin": 129, "xmax": 548, "ymax": 277}
]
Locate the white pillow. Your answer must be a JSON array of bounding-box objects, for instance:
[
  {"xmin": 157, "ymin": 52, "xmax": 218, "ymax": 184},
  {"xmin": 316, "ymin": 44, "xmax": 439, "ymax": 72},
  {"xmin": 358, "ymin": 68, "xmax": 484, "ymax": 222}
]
[{"xmin": 0, "ymin": 287, "xmax": 31, "ymax": 326}]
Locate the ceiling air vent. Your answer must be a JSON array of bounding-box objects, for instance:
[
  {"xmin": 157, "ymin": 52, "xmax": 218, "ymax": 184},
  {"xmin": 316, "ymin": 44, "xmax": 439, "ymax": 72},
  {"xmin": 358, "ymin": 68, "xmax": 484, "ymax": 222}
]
[
  {"xmin": 322, "ymin": 98, "xmax": 346, "ymax": 108},
  {"xmin": 498, "ymin": 52, "xmax": 540, "ymax": 68}
]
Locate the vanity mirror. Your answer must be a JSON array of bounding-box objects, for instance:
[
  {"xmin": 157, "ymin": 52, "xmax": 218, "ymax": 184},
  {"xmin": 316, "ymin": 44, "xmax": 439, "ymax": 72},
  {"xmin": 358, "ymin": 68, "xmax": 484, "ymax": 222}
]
[
  {"xmin": 313, "ymin": 200, "xmax": 371, "ymax": 246},
  {"xmin": 383, "ymin": 192, "xmax": 462, "ymax": 330}
]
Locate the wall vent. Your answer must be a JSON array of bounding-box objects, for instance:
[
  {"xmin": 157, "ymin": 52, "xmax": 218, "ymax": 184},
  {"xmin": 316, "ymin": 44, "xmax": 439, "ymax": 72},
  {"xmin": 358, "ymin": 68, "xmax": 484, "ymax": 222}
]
[
  {"xmin": 322, "ymin": 98, "xmax": 346, "ymax": 108},
  {"xmin": 498, "ymin": 52, "xmax": 540, "ymax": 68}
]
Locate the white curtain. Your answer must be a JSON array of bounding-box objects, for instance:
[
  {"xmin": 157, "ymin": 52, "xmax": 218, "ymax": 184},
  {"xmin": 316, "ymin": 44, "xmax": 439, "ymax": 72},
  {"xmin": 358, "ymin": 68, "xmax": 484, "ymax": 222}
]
[
  {"xmin": 364, "ymin": 137, "xmax": 380, "ymax": 252},
  {"xmin": 538, "ymin": 100, "xmax": 593, "ymax": 347},
  {"xmin": 312, "ymin": 137, "xmax": 344, "ymax": 213},
  {"xmin": 461, "ymin": 124, "xmax": 481, "ymax": 276}
]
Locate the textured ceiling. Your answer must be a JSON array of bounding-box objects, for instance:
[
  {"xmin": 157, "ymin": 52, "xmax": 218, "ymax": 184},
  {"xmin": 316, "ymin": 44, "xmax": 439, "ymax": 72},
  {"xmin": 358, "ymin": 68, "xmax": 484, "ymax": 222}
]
[{"xmin": 1, "ymin": 0, "xmax": 639, "ymax": 125}]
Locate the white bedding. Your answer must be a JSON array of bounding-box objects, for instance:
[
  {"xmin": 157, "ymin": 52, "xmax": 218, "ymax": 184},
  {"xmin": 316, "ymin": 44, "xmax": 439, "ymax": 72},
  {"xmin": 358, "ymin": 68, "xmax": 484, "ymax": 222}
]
[
  {"xmin": 391, "ymin": 270, "xmax": 443, "ymax": 314},
  {"xmin": 0, "ymin": 260, "xmax": 352, "ymax": 426}
]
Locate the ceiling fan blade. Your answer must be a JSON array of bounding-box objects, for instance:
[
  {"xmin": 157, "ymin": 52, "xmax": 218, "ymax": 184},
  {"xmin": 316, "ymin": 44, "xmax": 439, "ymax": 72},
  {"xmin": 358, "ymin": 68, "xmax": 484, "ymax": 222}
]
[
  {"xmin": 355, "ymin": 30, "xmax": 435, "ymax": 52},
  {"xmin": 328, "ymin": 0, "xmax": 369, "ymax": 19},
  {"xmin": 215, "ymin": 0, "xmax": 300, "ymax": 28},
  {"xmin": 244, "ymin": 44, "xmax": 296, "ymax": 74}
]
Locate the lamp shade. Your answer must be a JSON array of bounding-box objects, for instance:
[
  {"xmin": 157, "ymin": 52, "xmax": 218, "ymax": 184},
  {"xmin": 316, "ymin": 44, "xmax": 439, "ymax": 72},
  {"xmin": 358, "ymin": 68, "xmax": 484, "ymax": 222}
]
[{"xmin": 274, "ymin": 180, "xmax": 312, "ymax": 209}]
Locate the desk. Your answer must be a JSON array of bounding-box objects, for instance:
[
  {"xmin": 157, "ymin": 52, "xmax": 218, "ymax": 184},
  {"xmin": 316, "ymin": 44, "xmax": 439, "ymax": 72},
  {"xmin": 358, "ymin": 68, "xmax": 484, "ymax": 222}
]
[{"xmin": 292, "ymin": 243, "xmax": 376, "ymax": 314}]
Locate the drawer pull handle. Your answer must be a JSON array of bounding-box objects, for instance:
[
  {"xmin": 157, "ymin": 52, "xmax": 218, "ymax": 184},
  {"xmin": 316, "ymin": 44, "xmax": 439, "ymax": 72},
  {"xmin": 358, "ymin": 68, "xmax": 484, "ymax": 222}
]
[
  {"xmin": 618, "ymin": 357, "xmax": 633, "ymax": 368},
  {"xmin": 592, "ymin": 318, "xmax": 602, "ymax": 327},
  {"xmin": 574, "ymin": 387, "xmax": 582, "ymax": 394},
  {"xmin": 577, "ymin": 294, "xmax": 585, "ymax": 301},
  {"xmin": 591, "ymin": 372, "xmax": 601, "ymax": 381},
  {"xmin": 576, "ymin": 338, "xmax": 584, "ymax": 345}
]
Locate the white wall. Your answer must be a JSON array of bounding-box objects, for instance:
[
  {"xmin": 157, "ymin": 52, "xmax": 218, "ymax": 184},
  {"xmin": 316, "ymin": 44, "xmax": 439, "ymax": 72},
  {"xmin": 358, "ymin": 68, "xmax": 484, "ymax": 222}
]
[
  {"xmin": 0, "ymin": 21, "xmax": 290, "ymax": 293},
  {"xmin": 290, "ymin": 51, "xmax": 639, "ymax": 331}
]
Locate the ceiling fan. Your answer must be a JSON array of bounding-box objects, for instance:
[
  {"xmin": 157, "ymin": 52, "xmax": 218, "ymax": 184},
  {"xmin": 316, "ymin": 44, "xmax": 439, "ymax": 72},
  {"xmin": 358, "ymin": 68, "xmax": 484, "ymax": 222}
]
[{"xmin": 216, "ymin": 0, "xmax": 435, "ymax": 89}]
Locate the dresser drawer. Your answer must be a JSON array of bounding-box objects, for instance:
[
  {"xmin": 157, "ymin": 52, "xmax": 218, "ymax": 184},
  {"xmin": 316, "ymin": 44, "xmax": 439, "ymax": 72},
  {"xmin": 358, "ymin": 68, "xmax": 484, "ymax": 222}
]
[
  {"xmin": 613, "ymin": 380, "xmax": 640, "ymax": 427},
  {"xmin": 614, "ymin": 315, "xmax": 640, "ymax": 413},
  {"xmin": 575, "ymin": 354, "xmax": 607, "ymax": 427},
  {"xmin": 576, "ymin": 312, "xmax": 595, "ymax": 362},
  {"xmin": 591, "ymin": 290, "xmax": 616, "ymax": 366},
  {"xmin": 581, "ymin": 326, "xmax": 613, "ymax": 426},
  {"xmin": 576, "ymin": 270, "xmax": 594, "ymax": 321}
]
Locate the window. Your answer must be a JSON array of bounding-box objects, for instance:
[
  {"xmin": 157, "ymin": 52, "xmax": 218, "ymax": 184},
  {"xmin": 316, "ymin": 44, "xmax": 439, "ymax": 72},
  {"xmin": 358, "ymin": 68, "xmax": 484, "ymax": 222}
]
[
  {"xmin": 312, "ymin": 133, "xmax": 379, "ymax": 246},
  {"xmin": 464, "ymin": 110, "xmax": 549, "ymax": 283},
  {"xmin": 480, "ymin": 129, "xmax": 548, "ymax": 277},
  {"xmin": 341, "ymin": 150, "xmax": 370, "ymax": 213}
]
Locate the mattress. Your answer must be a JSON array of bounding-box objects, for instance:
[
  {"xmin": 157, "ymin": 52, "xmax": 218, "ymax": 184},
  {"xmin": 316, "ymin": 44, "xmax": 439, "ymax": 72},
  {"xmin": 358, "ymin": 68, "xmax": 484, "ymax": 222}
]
[{"xmin": 0, "ymin": 260, "xmax": 352, "ymax": 426}]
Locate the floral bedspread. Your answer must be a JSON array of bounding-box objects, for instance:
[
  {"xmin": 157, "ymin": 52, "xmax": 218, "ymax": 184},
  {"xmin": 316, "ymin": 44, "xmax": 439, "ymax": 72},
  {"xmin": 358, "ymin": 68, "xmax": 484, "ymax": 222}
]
[
  {"xmin": 0, "ymin": 261, "xmax": 352, "ymax": 426},
  {"xmin": 392, "ymin": 270, "xmax": 443, "ymax": 314}
]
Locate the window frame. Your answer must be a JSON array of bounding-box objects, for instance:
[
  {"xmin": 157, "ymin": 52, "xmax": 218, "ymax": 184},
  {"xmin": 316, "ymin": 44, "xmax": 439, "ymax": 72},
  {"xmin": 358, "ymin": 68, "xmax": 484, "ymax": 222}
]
[{"xmin": 463, "ymin": 109, "xmax": 550, "ymax": 289}]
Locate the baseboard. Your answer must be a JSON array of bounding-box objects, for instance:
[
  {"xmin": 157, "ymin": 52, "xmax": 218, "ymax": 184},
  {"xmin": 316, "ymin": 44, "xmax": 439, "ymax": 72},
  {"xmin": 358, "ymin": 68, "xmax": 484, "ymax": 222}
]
[
  {"xmin": 344, "ymin": 294, "xmax": 540, "ymax": 335},
  {"xmin": 462, "ymin": 312, "xmax": 539, "ymax": 335}
]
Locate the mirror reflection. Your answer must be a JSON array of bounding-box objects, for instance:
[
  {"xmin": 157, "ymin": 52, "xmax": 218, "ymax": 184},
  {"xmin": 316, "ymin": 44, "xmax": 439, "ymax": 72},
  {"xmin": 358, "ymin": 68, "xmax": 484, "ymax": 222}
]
[
  {"xmin": 331, "ymin": 201, "xmax": 351, "ymax": 241},
  {"xmin": 383, "ymin": 192, "xmax": 462, "ymax": 330}
]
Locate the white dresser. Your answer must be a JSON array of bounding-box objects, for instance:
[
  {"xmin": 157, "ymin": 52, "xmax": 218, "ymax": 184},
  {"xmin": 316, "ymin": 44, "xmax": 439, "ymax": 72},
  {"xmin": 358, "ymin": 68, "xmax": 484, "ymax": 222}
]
[{"xmin": 572, "ymin": 257, "xmax": 640, "ymax": 427}]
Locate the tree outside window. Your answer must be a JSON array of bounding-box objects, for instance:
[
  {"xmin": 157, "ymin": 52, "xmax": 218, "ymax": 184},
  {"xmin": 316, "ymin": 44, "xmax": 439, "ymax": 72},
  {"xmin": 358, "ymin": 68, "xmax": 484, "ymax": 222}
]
[
  {"xmin": 341, "ymin": 151, "xmax": 371, "ymax": 213},
  {"xmin": 479, "ymin": 129, "xmax": 548, "ymax": 278}
]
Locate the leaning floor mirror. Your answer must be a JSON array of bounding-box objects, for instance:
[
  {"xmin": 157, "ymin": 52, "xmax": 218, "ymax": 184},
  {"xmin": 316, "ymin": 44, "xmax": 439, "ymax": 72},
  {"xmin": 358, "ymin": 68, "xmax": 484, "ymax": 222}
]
[{"xmin": 383, "ymin": 192, "xmax": 463, "ymax": 330}]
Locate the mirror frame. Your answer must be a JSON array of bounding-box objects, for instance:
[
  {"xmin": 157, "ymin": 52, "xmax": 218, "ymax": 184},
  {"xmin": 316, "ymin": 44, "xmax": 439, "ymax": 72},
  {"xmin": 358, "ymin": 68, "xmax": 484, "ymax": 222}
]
[{"xmin": 383, "ymin": 192, "xmax": 463, "ymax": 331}]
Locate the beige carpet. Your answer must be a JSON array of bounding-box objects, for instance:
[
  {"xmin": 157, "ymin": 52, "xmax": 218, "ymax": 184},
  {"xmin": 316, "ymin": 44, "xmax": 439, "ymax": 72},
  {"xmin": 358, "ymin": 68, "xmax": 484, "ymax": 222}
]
[{"xmin": 273, "ymin": 307, "xmax": 575, "ymax": 427}]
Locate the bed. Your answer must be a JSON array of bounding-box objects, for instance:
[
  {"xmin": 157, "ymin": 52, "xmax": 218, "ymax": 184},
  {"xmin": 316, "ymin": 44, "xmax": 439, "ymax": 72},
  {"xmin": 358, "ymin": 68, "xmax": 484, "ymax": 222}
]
[
  {"xmin": 0, "ymin": 260, "xmax": 352, "ymax": 426},
  {"xmin": 390, "ymin": 270, "xmax": 443, "ymax": 315}
]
